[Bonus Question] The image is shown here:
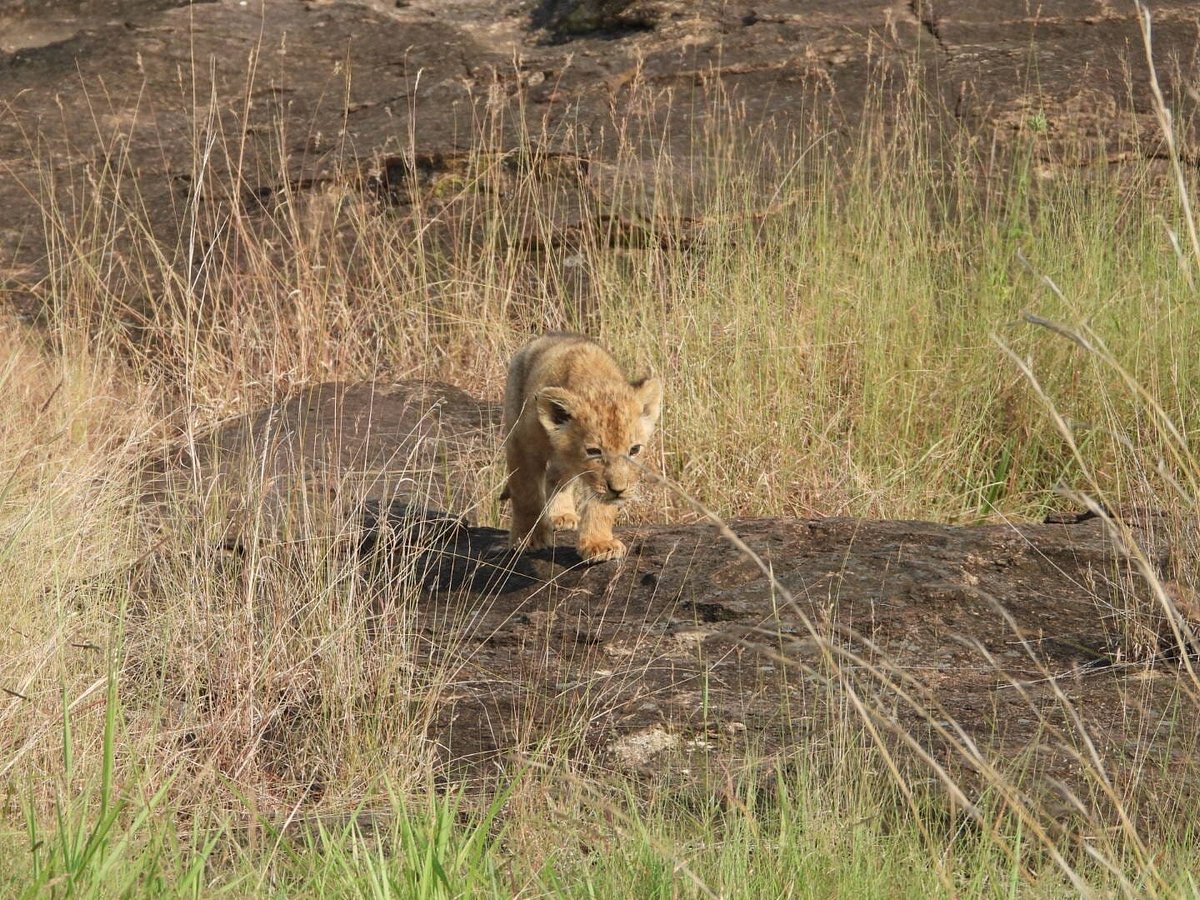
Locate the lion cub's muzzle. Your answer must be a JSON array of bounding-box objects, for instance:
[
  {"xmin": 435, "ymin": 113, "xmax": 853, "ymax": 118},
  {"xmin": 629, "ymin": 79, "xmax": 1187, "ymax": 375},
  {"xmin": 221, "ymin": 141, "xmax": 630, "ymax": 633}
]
[
  {"xmin": 584, "ymin": 477, "xmax": 627, "ymax": 505},
  {"xmin": 600, "ymin": 479, "xmax": 634, "ymax": 504},
  {"xmin": 591, "ymin": 461, "xmax": 638, "ymax": 503}
]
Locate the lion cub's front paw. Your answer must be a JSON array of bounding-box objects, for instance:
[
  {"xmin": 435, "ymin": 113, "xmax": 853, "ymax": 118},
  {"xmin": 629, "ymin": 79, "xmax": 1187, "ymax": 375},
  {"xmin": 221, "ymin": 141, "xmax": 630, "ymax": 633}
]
[
  {"xmin": 510, "ymin": 524, "xmax": 553, "ymax": 552},
  {"xmin": 578, "ymin": 537, "xmax": 627, "ymax": 563},
  {"xmin": 550, "ymin": 511, "xmax": 580, "ymax": 531}
]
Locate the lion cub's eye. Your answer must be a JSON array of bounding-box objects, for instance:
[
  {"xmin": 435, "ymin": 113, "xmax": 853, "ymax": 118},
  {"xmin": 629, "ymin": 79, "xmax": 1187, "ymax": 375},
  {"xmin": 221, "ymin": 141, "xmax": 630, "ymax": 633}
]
[
  {"xmin": 585, "ymin": 447, "xmax": 603, "ymax": 459},
  {"xmin": 628, "ymin": 444, "xmax": 643, "ymax": 457}
]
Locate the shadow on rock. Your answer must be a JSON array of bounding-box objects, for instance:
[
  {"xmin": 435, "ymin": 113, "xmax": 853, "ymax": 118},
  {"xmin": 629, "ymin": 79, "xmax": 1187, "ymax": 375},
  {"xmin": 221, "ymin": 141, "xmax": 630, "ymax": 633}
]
[{"xmin": 354, "ymin": 498, "xmax": 579, "ymax": 597}]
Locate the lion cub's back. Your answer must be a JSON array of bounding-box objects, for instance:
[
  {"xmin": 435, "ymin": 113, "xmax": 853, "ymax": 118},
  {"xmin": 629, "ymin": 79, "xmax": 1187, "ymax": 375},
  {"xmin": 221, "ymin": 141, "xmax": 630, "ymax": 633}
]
[{"xmin": 503, "ymin": 333, "xmax": 624, "ymax": 430}]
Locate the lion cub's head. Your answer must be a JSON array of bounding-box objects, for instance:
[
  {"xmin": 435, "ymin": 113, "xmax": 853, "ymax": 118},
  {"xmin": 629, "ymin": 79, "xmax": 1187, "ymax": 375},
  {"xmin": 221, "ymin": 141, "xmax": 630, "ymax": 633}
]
[{"xmin": 535, "ymin": 377, "xmax": 662, "ymax": 503}]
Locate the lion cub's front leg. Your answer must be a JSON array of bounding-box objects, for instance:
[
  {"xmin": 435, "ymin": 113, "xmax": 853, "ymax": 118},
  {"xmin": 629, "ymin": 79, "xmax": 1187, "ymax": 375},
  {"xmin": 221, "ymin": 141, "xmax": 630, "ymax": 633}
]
[
  {"xmin": 506, "ymin": 470, "xmax": 553, "ymax": 551},
  {"xmin": 577, "ymin": 501, "xmax": 626, "ymax": 563}
]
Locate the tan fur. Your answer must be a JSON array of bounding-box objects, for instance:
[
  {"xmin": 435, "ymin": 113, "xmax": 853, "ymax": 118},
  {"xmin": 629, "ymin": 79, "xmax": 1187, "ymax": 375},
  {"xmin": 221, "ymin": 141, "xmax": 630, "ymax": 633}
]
[{"xmin": 502, "ymin": 333, "xmax": 662, "ymax": 563}]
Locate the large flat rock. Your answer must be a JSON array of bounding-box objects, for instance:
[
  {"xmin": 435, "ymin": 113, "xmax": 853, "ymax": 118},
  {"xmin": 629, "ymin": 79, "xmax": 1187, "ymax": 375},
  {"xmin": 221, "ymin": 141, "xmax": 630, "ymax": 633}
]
[{"xmin": 136, "ymin": 378, "xmax": 1198, "ymax": 819}]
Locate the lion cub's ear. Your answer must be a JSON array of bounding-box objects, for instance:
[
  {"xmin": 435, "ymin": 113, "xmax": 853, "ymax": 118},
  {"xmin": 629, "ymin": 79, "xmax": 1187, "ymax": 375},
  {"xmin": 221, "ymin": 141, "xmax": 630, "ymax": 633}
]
[
  {"xmin": 631, "ymin": 377, "xmax": 663, "ymax": 428},
  {"xmin": 535, "ymin": 387, "xmax": 577, "ymax": 432}
]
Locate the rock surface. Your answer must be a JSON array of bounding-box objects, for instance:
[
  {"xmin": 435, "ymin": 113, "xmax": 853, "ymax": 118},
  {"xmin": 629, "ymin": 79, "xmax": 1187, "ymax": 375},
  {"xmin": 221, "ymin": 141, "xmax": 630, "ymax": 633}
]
[
  {"xmin": 3, "ymin": 0, "xmax": 1199, "ymax": 314},
  {"xmin": 142, "ymin": 378, "xmax": 1200, "ymax": 817},
  {"xmin": 143, "ymin": 379, "xmax": 502, "ymax": 546},
  {"xmin": 407, "ymin": 515, "xmax": 1185, "ymax": 802}
]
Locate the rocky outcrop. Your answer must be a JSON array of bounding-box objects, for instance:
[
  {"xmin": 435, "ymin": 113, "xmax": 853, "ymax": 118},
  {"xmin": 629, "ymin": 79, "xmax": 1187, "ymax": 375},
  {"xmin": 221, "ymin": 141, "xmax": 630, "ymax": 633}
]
[
  {"xmin": 3, "ymin": 0, "xmax": 1199, "ymax": 316},
  {"xmin": 141, "ymin": 378, "xmax": 1198, "ymax": 815},
  {"xmin": 142, "ymin": 379, "xmax": 502, "ymax": 547}
]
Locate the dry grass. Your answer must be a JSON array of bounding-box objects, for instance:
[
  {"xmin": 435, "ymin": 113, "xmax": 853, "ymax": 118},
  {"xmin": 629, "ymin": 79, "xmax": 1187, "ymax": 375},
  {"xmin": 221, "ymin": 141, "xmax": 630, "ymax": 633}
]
[{"xmin": 3, "ymin": 18, "xmax": 1200, "ymax": 894}]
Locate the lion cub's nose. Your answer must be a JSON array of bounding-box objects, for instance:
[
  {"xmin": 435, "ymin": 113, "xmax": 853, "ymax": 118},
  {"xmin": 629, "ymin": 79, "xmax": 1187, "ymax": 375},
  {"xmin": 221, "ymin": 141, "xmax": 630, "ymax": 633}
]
[{"xmin": 606, "ymin": 481, "xmax": 627, "ymax": 498}]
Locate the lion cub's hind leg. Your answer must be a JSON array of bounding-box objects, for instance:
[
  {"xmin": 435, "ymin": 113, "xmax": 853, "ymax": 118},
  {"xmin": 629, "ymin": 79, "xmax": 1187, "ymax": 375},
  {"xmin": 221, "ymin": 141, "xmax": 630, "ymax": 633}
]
[{"xmin": 547, "ymin": 482, "xmax": 580, "ymax": 531}]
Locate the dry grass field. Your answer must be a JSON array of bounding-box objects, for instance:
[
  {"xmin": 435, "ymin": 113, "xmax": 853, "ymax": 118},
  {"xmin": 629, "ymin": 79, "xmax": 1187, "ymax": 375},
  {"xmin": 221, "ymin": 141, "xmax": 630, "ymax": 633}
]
[{"xmin": 3, "ymin": 12, "xmax": 1200, "ymax": 895}]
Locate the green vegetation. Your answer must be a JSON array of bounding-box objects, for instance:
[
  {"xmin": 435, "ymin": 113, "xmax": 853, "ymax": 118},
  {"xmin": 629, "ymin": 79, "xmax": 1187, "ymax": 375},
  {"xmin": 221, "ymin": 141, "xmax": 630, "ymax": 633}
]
[{"xmin": 3, "ymin": 25, "xmax": 1200, "ymax": 896}]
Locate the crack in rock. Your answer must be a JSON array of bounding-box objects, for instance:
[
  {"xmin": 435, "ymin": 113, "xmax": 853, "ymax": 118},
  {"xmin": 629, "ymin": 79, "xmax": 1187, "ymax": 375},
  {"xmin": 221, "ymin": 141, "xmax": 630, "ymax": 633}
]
[{"xmin": 909, "ymin": 0, "xmax": 950, "ymax": 56}]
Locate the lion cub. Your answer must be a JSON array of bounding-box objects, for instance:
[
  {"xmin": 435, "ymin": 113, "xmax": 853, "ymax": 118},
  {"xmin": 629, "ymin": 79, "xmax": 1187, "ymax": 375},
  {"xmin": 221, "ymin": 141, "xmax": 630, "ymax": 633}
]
[{"xmin": 502, "ymin": 333, "xmax": 662, "ymax": 562}]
